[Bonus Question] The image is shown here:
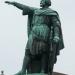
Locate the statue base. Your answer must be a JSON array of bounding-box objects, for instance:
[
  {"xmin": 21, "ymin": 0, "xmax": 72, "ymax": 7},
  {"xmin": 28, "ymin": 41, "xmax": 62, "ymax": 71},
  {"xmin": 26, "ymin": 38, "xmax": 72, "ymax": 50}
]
[{"xmin": 26, "ymin": 72, "xmax": 67, "ymax": 75}]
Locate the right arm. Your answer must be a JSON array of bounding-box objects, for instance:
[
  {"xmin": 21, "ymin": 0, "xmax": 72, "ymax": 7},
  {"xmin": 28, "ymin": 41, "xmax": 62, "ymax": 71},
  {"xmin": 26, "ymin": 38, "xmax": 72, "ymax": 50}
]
[{"xmin": 5, "ymin": 1, "xmax": 35, "ymax": 15}]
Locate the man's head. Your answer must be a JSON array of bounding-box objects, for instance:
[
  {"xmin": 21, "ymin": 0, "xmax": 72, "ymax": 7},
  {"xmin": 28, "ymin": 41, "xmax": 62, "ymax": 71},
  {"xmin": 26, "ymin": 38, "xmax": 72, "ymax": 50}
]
[{"xmin": 40, "ymin": 0, "xmax": 51, "ymax": 7}]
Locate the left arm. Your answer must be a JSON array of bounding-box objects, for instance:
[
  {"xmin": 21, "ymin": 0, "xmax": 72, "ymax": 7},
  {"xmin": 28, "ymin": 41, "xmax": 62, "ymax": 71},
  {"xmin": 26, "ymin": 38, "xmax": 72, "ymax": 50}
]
[{"xmin": 51, "ymin": 14, "xmax": 61, "ymax": 43}]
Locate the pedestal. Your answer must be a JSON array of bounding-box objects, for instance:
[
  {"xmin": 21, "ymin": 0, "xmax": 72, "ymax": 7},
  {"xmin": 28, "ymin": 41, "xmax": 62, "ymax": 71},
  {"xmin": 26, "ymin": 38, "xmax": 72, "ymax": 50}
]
[
  {"xmin": 27, "ymin": 72, "xmax": 67, "ymax": 75},
  {"xmin": 53, "ymin": 72, "xmax": 67, "ymax": 75}
]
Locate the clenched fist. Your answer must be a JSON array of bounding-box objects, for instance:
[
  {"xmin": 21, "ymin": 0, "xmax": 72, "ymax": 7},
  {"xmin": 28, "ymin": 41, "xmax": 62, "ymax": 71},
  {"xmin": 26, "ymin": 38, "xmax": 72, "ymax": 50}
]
[{"xmin": 5, "ymin": 1, "xmax": 15, "ymax": 5}]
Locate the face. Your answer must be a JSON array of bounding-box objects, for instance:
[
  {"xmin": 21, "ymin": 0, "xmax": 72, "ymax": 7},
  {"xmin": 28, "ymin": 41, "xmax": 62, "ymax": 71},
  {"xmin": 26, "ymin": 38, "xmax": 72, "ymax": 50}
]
[{"xmin": 40, "ymin": 0, "xmax": 46, "ymax": 7}]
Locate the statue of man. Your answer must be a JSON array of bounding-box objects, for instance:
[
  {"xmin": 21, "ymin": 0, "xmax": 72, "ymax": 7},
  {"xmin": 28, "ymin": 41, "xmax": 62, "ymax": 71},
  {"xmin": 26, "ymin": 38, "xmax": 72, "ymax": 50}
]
[{"xmin": 5, "ymin": 0, "xmax": 64, "ymax": 75}]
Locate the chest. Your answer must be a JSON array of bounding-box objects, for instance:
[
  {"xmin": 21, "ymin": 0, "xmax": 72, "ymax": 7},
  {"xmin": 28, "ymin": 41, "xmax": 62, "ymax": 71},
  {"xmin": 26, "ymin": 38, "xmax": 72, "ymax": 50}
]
[{"xmin": 32, "ymin": 9, "xmax": 52, "ymax": 25}]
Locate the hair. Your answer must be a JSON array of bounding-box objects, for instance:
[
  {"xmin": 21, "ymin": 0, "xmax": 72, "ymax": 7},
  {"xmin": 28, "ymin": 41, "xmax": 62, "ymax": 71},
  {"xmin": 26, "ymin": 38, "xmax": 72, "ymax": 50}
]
[{"xmin": 45, "ymin": 0, "xmax": 51, "ymax": 6}]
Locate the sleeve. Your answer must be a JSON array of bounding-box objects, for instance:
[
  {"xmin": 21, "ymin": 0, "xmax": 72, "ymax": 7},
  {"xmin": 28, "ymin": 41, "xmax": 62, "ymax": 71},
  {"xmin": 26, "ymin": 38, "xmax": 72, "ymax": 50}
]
[
  {"xmin": 22, "ymin": 6, "xmax": 35, "ymax": 15},
  {"xmin": 13, "ymin": 2, "xmax": 35, "ymax": 15}
]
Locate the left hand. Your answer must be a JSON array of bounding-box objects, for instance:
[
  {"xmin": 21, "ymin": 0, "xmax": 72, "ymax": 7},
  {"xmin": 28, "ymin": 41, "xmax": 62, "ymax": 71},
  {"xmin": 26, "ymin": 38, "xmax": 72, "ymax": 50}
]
[{"xmin": 53, "ymin": 36, "xmax": 60, "ymax": 43}]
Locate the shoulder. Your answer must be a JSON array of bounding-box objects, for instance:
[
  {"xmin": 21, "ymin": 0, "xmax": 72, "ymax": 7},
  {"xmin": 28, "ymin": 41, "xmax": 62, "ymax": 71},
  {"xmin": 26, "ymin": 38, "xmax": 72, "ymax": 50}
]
[{"xmin": 47, "ymin": 8, "xmax": 59, "ymax": 16}]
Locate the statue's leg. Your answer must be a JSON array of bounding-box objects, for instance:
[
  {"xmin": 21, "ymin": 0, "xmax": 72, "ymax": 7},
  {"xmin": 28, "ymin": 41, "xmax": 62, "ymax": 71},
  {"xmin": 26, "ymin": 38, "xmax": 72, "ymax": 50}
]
[
  {"xmin": 41, "ymin": 52, "xmax": 48, "ymax": 73},
  {"xmin": 14, "ymin": 55, "xmax": 31, "ymax": 75},
  {"xmin": 48, "ymin": 63, "xmax": 54, "ymax": 75},
  {"xmin": 48, "ymin": 43, "xmax": 57, "ymax": 75},
  {"xmin": 21, "ymin": 55, "xmax": 31, "ymax": 75}
]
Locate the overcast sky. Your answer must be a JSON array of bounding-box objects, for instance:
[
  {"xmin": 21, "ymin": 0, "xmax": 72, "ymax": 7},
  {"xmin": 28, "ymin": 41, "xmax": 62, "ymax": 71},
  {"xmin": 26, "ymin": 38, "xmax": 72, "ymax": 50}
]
[{"xmin": 0, "ymin": 0, "xmax": 75, "ymax": 75}]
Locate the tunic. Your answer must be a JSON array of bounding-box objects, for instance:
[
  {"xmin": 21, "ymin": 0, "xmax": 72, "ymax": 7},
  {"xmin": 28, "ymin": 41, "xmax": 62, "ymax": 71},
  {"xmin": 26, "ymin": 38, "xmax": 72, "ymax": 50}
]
[{"xmin": 26, "ymin": 9, "xmax": 51, "ymax": 55}]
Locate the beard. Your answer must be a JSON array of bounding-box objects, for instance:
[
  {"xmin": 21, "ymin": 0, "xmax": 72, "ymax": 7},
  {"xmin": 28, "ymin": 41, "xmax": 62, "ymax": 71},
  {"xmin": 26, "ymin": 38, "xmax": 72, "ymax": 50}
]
[{"xmin": 40, "ymin": 3, "xmax": 45, "ymax": 7}]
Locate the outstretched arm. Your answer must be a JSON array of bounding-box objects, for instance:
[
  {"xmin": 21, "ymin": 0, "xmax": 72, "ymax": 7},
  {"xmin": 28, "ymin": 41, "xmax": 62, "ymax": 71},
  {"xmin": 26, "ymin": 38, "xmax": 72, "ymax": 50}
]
[
  {"xmin": 5, "ymin": 1, "xmax": 27, "ymax": 10},
  {"xmin": 5, "ymin": 1, "xmax": 35, "ymax": 15}
]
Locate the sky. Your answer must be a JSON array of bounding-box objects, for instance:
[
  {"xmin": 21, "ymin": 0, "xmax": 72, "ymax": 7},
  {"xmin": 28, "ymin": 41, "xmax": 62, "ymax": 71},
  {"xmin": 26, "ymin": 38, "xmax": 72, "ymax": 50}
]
[{"xmin": 0, "ymin": 0, "xmax": 75, "ymax": 75}]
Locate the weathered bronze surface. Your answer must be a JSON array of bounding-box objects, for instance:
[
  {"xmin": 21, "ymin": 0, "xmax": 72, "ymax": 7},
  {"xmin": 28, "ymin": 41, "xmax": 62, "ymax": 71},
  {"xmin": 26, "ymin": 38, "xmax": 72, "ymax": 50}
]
[{"xmin": 5, "ymin": 0, "xmax": 64, "ymax": 75}]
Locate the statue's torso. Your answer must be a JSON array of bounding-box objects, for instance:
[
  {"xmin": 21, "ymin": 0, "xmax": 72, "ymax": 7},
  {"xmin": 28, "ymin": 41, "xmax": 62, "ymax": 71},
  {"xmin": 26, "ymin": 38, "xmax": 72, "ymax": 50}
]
[{"xmin": 31, "ymin": 9, "xmax": 51, "ymax": 41}]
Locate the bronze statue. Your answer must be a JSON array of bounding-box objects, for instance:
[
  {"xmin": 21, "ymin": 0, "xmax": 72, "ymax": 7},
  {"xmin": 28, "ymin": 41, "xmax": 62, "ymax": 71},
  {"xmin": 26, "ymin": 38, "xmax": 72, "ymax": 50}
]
[{"xmin": 5, "ymin": 0, "xmax": 64, "ymax": 75}]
